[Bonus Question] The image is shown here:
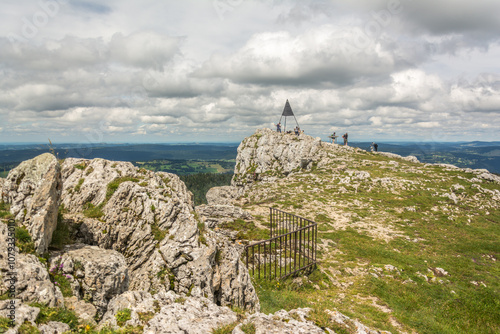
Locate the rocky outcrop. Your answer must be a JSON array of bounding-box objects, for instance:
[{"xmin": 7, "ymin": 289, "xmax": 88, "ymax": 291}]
[
  {"xmin": 64, "ymin": 296, "xmax": 97, "ymax": 323},
  {"xmin": 58, "ymin": 157, "xmax": 259, "ymax": 312},
  {"xmin": 206, "ymin": 186, "xmax": 242, "ymax": 205},
  {"xmin": 375, "ymin": 151, "xmax": 419, "ymax": 163},
  {"xmin": 232, "ymin": 128, "xmax": 326, "ymax": 186},
  {"xmin": 38, "ymin": 321, "xmax": 71, "ymax": 334},
  {"xmin": 1, "ymin": 153, "xmax": 62, "ymax": 253},
  {"xmin": 234, "ymin": 308, "xmax": 326, "ymax": 334},
  {"xmin": 101, "ymin": 290, "xmax": 238, "ymax": 333},
  {"xmin": 0, "ymin": 224, "xmax": 63, "ymax": 307},
  {"xmin": 144, "ymin": 292, "xmax": 238, "ymax": 334},
  {"xmin": 52, "ymin": 245, "xmax": 129, "ymax": 316},
  {"xmin": 0, "ymin": 301, "xmax": 40, "ymax": 329},
  {"xmin": 195, "ymin": 204, "xmax": 252, "ymax": 228}
]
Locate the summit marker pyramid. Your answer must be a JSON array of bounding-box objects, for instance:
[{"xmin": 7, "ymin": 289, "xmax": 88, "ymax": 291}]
[{"xmin": 279, "ymin": 99, "xmax": 300, "ymax": 132}]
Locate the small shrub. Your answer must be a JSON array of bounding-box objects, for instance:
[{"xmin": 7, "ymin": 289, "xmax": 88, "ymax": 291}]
[
  {"xmin": 15, "ymin": 226, "xmax": 35, "ymax": 254},
  {"xmin": 49, "ymin": 259, "xmax": 73, "ymax": 297},
  {"xmin": 83, "ymin": 203, "xmax": 104, "ymax": 219},
  {"xmin": 74, "ymin": 163, "xmax": 85, "ymax": 170},
  {"xmin": 151, "ymin": 223, "xmax": 166, "ymax": 242},
  {"xmin": 116, "ymin": 308, "xmax": 132, "ymax": 327}
]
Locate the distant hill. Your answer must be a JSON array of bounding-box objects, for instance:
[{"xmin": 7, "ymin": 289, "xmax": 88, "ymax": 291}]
[{"xmin": 348, "ymin": 141, "xmax": 500, "ymax": 174}]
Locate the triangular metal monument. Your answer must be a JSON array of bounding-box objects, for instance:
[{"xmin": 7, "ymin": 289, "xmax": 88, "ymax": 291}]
[{"xmin": 279, "ymin": 99, "xmax": 300, "ymax": 132}]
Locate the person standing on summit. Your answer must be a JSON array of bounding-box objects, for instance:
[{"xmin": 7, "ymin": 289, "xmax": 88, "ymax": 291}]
[{"xmin": 343, "ymin": 132, "xmax": 348, "ymax": 146}]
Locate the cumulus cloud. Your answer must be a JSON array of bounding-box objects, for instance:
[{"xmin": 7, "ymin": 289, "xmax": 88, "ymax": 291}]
[{"xmin": 0, "ymin": 0, "xmax": 499, "ymax": 142}]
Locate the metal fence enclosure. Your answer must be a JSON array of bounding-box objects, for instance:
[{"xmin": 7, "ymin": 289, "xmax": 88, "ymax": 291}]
[{"xmin": 244, "ymin": 207, "xmax": 318, "ymax": 280}]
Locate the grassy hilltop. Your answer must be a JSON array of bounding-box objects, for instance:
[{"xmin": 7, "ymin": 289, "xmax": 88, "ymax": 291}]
[{"xmin": 231, "ymin": 132, "xmax": 499, "ymax": 334}]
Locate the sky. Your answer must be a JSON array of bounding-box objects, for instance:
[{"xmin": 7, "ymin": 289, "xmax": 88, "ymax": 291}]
[{"xmin": 0, "ymin": 0, "xmax": 499, "ymax": 144}]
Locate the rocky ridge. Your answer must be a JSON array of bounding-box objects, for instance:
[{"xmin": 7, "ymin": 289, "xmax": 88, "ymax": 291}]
[{"xmin": 208, "ymin": 128, "xmax": 500, "ymax": 333}]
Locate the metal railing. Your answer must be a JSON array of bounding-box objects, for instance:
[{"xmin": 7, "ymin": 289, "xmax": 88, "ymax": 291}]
[{"xmin": 244, "ymin": 208, "xmax": 317, "ymax": 280}]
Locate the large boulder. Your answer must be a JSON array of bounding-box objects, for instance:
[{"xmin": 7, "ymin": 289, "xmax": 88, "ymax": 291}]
[
  {"xmin": 53, "ymin": 244, "xmax": 129, "ymax": 317},
  {"xmin": 1, "ymin": 153, "xmax": 62, "ymax": 254},
  {"xmin": 0, "ymin": 224, "xmax": 63, "ymax": 307}
]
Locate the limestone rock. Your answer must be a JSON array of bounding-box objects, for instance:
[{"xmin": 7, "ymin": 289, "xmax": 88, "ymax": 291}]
[
  {"xmin": 232, "ymin": 128, "xmax": 325, "ymax": 186},
  {"xmin": 52, "ymin": 244, "xmax": 129, "ymax": 317},
  {"xmin": 196, "ymin": 204, "xmax": 252, "ymax": 228},
  {"xmin": 209, "ymin": 229, "xmax": 260, "ymax": 311},
  {"xmin": 64, "ymin": 296, "xmax": 97, "ymax": 323},
  {"xmin": 375, "ymin": 152, "xmax": 419, "ymax": 163},
  {"xmin": 206, "ymin": 186, "xmax": 242, "ymax": 205},
  {"xmin": 144, "ymin": 292, "xmax": 238, "ymax": 334},
  {"xmin": 100, "ymin": 290, "xmax": 159, "ymax": 328},
  {"xmin": 327, "ymin": 309, "xmax": 391, "ymax": 334},
  {"xmin": 38, "ymin": 321, "xmax": 71, "ymax": 334},
  {"xmin": 234, "ymin": 308, "xmax": 326, "ymax": 334},
  {"xmin": 59, "ymin": 158, "xmax": 258, "ymax": 312},
  {"xmin": 1, "ymin": 153, "xmax": 62, "ymax": 253},
  {"xmin": 0, "ymin": 224, "xmax": 63, "ymax": 307},
  {"xmin": 0, "ymin": 301, "xmax": 40, "ymax": 328}
]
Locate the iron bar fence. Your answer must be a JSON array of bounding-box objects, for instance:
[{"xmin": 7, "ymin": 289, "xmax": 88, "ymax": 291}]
[{"xmin": 244, "ymin": 207, "xmax": 318, "ymax": 280}]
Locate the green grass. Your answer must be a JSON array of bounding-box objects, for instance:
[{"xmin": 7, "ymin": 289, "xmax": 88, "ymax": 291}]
[
  {"xmin": 32, "ymin": 303, "xmax": 79, "ymax": 330},
  {"xmin": 83, "ymin": 203, "xmax": 104, "ymax": 219},
  {"xmin": 106, "ymin": 177, "xmax": 140, "ymax": 201},
  {"xmin": 220, "ymin": 219, "xmax": 269, "ymax": 240},
  {"xmin": 0, "ymin": 201, "xmax": 13, "ymax": 219},
  {"xmin": 116, "ymin": 309, "xmax": 132, "ymax": 327}
]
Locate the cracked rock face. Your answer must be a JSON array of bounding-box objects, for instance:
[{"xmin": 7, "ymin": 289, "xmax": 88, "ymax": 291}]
[
  {"xmin": 52, "ymin": 244, "xmax": 129, "ymax": 317},
  {"xmin": 58, "ymin": 157, "xmax": 259, "ymax": 312},
  {"xmin": 1, "ymin": 153, "xmax": 62, "ymax": 254},
  {"xmin": 101, "ymin": 290, "xmax": 238, "ymax": 334},
  {"xmin": 0, "ymin": 224, "xmax": 63, "ymax": 307}
]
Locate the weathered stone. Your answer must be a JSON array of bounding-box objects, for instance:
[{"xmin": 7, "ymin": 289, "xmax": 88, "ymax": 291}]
[
  {"xmin": 1, "ymin": 153, "xmax": 62, "ymax": 254},
  {"xmin": 38, "ymin": 321, "xmax": 71, "ymax": 334},
  {"xmin": 144, "ymin": 291, "xmax": 238, "ymax": 334},
  {"xmin": 64, "ymin": 296, "xmax": 97, "ymax": 323},
  {"xmin": 100, "ymin": 290, "xmax": 159, "ymax": 328},
  {"xmin": 234, "ymin": 308, "xmax": 326, "ymax": 334},
  {"xmin": 196, "ymin": 204, "xmax": 252, "ymax": 228},
  {"xmin": 52, "ymin": 244, "xmax": 129, "ymax": 317},
  {"xmin": 0, "ymin": 301, "xmax": 41, "ymax": 334},
  {"xmin": 232, "ymin": 128, "xmax": 326, "ymax": 186},
  {"xmin": 209, "ymin": 229, "xmax": 260, "ymax": 311},
  {"xmin": 0, "ymin": 224, "xmax": 63, "ymax": 307},
  {"xmin": 58, "ymin": 158, "xmax": 259, "ymax": 312},
  {"xmin": 206, "ymin": 186, "xmax": 242, "ymax": 205},
  {"xmin": 375, "ymin": 152, "xmax": 419, "ymax": 163}
]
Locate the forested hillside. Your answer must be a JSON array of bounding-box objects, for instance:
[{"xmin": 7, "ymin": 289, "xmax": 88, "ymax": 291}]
[{"xmin": 179, "ymin": 173, "xmax": 233, "ymax": 205}]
